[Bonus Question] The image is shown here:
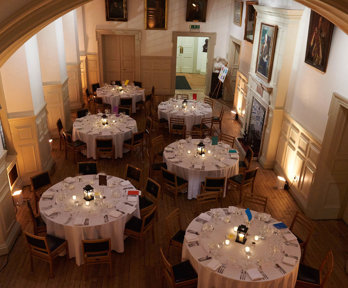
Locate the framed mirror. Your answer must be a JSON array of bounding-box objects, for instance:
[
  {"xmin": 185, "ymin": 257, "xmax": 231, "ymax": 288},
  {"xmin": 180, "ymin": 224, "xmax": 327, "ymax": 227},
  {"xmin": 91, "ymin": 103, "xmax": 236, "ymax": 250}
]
[{"xmin": 244, "ymin": 1, "xmax": 257, "ymax": 43}]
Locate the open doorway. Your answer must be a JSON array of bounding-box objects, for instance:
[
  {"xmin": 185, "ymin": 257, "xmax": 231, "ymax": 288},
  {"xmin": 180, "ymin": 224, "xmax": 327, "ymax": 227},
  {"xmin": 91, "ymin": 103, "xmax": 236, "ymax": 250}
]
[{"xmin": 175, "ymin": 36, "xmax": 209, "ymax": 93}]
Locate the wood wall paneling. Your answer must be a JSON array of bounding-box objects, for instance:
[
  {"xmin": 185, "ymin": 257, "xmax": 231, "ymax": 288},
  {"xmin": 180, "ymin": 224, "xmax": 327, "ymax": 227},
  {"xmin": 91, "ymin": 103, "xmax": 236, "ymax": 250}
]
[
  {"xmin": 87, "ymin": 54, "xmax": 99, "ymax": 89},
  {"xmin": 67, "ymin": 63, "xmax": 82, "ymax": 109}
]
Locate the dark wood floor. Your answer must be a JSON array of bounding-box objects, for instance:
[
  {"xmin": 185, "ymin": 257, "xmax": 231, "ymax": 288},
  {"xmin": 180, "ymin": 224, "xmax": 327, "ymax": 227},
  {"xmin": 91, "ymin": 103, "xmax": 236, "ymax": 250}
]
[{"xmin": 0, "ymin": 98, "xmax": 347, "ymax": 287}]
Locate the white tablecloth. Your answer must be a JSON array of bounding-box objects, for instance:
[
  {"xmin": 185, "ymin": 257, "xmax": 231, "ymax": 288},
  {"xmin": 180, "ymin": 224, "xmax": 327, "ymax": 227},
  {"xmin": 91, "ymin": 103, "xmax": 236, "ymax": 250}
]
[
  {"xmin": 39, "ymin": 175, "xmax": 140, "ymax": 266},
  {"xmin": 72, "ymin": 114, "xmax": 137, "ymax": 159},
  {"xmin": 163, "ymin": 138, "xmax": 239, "ymax": 199},
  {"xmin": 96, "ymin": 84, "xmax": 145, "ymax": 113},
  {"xmin": 158, "ymin": 99, "xmax": 212, "ymax": 131},
  {"xmin": 182, "ymin": 208, "xmax": 301, "ymax": 288}
]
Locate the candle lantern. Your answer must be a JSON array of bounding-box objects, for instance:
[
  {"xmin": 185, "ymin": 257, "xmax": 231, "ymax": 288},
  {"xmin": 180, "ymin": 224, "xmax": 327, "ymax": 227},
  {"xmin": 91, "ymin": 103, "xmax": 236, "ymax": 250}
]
[
  {"xmin": 101, "ymin": 114, "xmax": 108, "ymax": 126},
  {"xmin": 83, "ymin": 184, "xmax": 94, "ymax": 201},
  {"xmin": 182, "ymin": 99, "xmax": 188, "ymax": 109},
  {"xmin": 197, "ymin": 141, "xmax": 206, "ymax": 156},
  {"xmin": 235, "ymin": 224, "xmax": 248, "ymax": 244}
]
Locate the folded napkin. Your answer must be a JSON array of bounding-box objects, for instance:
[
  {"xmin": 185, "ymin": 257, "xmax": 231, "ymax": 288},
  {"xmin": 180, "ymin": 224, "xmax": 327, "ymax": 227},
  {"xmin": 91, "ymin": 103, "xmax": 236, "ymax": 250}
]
[
  {"xmin": 199, "ymin": 213, "xmax": 212, "ymax": 222},
  {"xmin": 117, "ymin": 203, "xmax": 136, "ymax": 215},
  {"xmin": 165, "ymin": 147, "xmax": 174, "ymax": 152},
  {"xmin": 64, "ymin": 177, "xmax": 75, "ymax": 184},
  {"xmin": 171, "ymin": 158, "xmax": 181, "ymax": 163},
  {"xmin": 247, "ymin": 268, "xmax": 263, "ymax": 281},
  {"xmin": 101, "ymin": 131, "xmax": 111, "ymax": 136},
  {"xmin": 215, "ymin": 162, "xmax": 226, "ymax": 168},
  {"xmin": 283, "ymin": 232, "xmax": 297, "ymax": 242},
  {"xmin": 194, "ymin": 164, "xmax": 202, "ymax": 169},
  {"xmin": 42, "ymin": 191, "xmax": 55, "ymax": 199},
  {"xmin": 120, "ymin": 180, "xmax": 132, "ymax": 186},
  {"xmin": 44, "ymin": 207, "xmax": 59, "ymax": 216},
  {"xmin": 74, "ymin": 216, "xmax": 85, "ymax": 226},
  {"xmin": 206, "ymin": 259, "xmax": 221, "ymax": 271},
  {"xmin": 127, "ymin": 195, "xmax": 138, "ymax": 202},
  {"xmin": 109, "ymin": 210, "xmax": 122, "ymax": 218},
  {"xmin": 185, "ymin": 233, "xmax": 199, "ymax": 243},
  {"xmin": 282, "ymin": 256, "xmax": 297, "ymax": 266},
  {"xmin": 230, "ymin": 154, "xmax": 239, "ymax": 160}
]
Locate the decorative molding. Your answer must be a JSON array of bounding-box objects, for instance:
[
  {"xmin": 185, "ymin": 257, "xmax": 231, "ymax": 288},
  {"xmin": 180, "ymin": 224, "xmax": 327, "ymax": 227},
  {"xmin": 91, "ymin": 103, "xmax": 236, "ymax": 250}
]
[
  {"xmin": 86, "ymin": 53, "xmax": 99, "ymax": 90},
  {"xmin": 67, "ymin": 63, "xmax": 83, "ymax": 109}
]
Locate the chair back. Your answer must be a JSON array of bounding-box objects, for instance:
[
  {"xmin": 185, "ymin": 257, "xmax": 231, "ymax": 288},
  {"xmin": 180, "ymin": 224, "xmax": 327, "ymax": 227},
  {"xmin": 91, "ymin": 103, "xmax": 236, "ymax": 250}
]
[
  {"xmin": 169, "ymin": 117, "xmax": 186, "ymax": 136},
  {"xmin": 96, "ymin": 138, "xmax": 113, "ymax": 158},
  {"xmin": 219, "ymin": 133, "xmax": 235, "ymax": 148},
  {"xmin": 145, "ymin": 93, "xmax": 152, "ymax": 102},
  {"xmin": 204, "ymin": 177, "xmax": 225, "ymax": 196},
  {"xmin": 165, "ymin": 208, "xmax": 181, "ymax": 241},
  {"xmin": 159, "ymin": 248, "xmax": 176, "ymax": 287},
  {"xmin": 145, "ymin": 117, "xmax": 153, "ymax": 136},
  {"xmin": 243, "ymin": 168, "xmax": 258, "ymax": 184},
  {"xmin": 96, "ymin": 138, "xmax": 113, "ymax": 148},
  {"xmin": 218, "ymin": 107, "xmax": 225, "ymax": 120},
  {"xmin": 78, "ymin": 162, "xmax": 97, "ymax": 175},
  {"xmin": 120, "ymin": 97, "xmax": 132, "ymax": 106},
  {"xmin": 31, "ymin": 171, "xmax": 51, "ymax": 191},
  {"xmin": 141, "ymin": 205, "xmax": 157, "ymax": 233},
  {"xmin": 94, "ymin": 97, "xmax": 103, "ymax": 104},
  {"xmin": 134, "ymin": 81, "xmax": 142, "ymax": 88},
  {"xmin": 119, "ymin": 106, "xmax": 131, "ymax": 115},
  {"xmin": 56, "ymin": 119, "xmax": 63, "ymax": 134},
  {"xmin": 145, "ymin": 178, "xmax": 161, "ymax": 202},
  {"xmin": 290, "ymin": 211, "xmax": 314, "ymax": 248},
  {"xmin": 133, "ymin": 131, "xmax": 144, "ymax": 145},
  {"xmin": 27, "ymin": 200, "xmax": 37, "ymax": 221},
  {"xmin": 77, "ymin": 109, "xmax": 88, "ymax": 118},
  {"xmin": 24, "ymin": 232, "xmax": 49, "ymax": 254},
  {"xmin": 125, "ymin": 164, "xmax": 142, "ymax": 187},
  {"xmin": 320, "ymin": 250, "xmax": 334, "ymax": 287},
  {"xmin": 242, "ymin": 194, "xmax": 268, "ymax": 212},
  {"xmin": 204, "ymin": 97, "xmax": 214, "ymax": 108},
  {"xmin": 186, "ymin": 129, "xmax": 202, "ymax": 139},
  {"xmin": 115, "ymin": 80, "xmax": 122, "ymax": 86},
  {"xmin": 196, "ymin": 192, "xmax": 219, "ymax": 214},
  {"xmin": 161, "ymin": 168, "xmax": 176, "ymax": 186},
  {"xmin": 244, "ymin": 147, "xmax": 254, "ymax": 170},
  {"xmin": 151, "ymin": 86, "xmax": 155, "ymax": 96},
  {"xmin": 91, "ymin": 83, "xmax": 100, "ymax": 93},
  {"xmin": 82, "ymin": 238, "xmax": 111, "ymax": 256}
]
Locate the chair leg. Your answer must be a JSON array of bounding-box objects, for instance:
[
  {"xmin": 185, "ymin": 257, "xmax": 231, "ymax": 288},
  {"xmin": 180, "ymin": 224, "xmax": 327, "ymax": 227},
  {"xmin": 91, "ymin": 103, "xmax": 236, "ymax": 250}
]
[
  {"xmin": 49, "ymin": 260, "xmax": 54, "ymax": 278},
  {"xmin": 30, "ymin": 255, "xmax": 34, "ymax": 272},
  {"xmin": 66, "ymin": 244, "xmax": 69, "ymax": 260}
]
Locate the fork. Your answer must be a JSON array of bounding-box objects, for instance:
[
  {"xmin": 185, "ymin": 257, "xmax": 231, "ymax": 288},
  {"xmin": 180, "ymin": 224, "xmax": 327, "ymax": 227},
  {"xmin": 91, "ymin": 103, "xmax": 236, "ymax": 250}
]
[
  {"xmin": 240, "ymin": 269, "xmax": 244, "ymax": 280},
  {"xmin": 217, "ymin": 265, "xmax": 225, "ymax": 274},
  {"xmin": 258, "ymin": 266, "xmax": 268, "ymax": 280},
  {"xmin": 285, "ymin": 241, "xmax": 298, "ymax": 247},
  {"xmin": 284, "ymin": 253, "xmax": 299, "ymax": 260},
  {"xmin": 275, "ymin": 263, "xmax": 286, "ymax": 274},
  {"xmin": 104, "ymin": 215, "xmax": 109, "ymax": 223}
]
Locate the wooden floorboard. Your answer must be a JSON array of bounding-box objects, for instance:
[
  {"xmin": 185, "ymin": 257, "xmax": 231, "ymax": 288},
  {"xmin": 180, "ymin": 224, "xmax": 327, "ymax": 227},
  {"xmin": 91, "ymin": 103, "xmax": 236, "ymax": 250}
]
[{"xmin": 0, "ymin": 97, "xmax": 347, "ymax": 287}]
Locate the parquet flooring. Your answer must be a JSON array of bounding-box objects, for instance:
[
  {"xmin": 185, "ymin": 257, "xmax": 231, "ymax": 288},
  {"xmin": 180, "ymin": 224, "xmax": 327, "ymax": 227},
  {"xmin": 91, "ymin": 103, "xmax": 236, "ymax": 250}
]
[{"xmin": 0, "ymin": 97, "xmax": 347, "ymax": 288}]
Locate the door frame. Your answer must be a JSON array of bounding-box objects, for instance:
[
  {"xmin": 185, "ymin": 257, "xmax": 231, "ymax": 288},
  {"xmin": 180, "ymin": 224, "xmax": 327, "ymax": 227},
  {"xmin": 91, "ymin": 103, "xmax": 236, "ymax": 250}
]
[
  {"xmin": 224, "ymin": 36, "xmax": 241, "ymax": 101},
  {"xmin": 171, "ymin": 32, "xmax": 216, "ymax": 95},
  {"xmin": 96, "ymin": 29, "xmax": 141, "ymax": 85}
]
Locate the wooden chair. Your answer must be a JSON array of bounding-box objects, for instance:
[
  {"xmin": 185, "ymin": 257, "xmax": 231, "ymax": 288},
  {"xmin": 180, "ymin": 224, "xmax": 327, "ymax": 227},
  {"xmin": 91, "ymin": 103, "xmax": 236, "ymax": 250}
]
[
  {"xmin": 145, "ymin": 147, "xmax": 167, "ymax": 178},
  {"xmin": 201, "ymin": 177, "xmax": 226, "ymax": 206},
  {"xmin": 159, "ymin": 247, "xmax": 198, "ymax": 288},
  {"xmin": 124, "ymin": 205, "xmax": 157, "ymax": 255},
  {"xmin": 125, "ymin": 164, "xmax": 142, "ymax": 189},
  {"xmin": 134, "ymin": 81, "xmax": 142, "ymax": 88},
  {"xmin": 82, "ymin": 238, "xmax": 112, "ymax": 276},
  {"xmin": 195, "ymin": 192, "xmax": 220, "ymax": 215},
  {"xmin": 78, "ymin": 161, "xmax": 97, "ymax": 175},
  {"xmin": 241, "ymin": 194, "xmax": 268, "ymax": 212},
  {"xmin": 96, "ymin": 138, "xmax": 114, "ymax": 159},
  {"xmin": 213, "ymin": 107, "xmax": 225, "ymax": 131},
  {"xmin": 63, "ymin": 131, "xmax": 86, "ymax": 162},
  {"xmin": 150, "ymin": 134, "xmax": 165, "ymax": 161},
  {"xmin": 91, "ymin": 83, "xmax": 100, "ymax": 94},
  {"xmin": 77, "ymin": 108, "xmax": 89, "ymax": 118},
  {"xmin": 123, "ymin": 131, "xmax": 145, "ymax": 158},
  {"xmin": 94, "ymin": 97, "xmax": 105, "ymax": 113},
  {"xmin": 165, "ymin": 208, "xmax": 185, "ymax": 254},
  {"xmin": 119, "ymin": 97, "xmax": 133, "ymax": 114},
  {"xmin": 139, "ymin": 177, "xmax": 161, "ymax": 216},
  {"xmin": 296, "ymin": 250, "xmax": 334, "ymax": 288},
  {"xmin": 30, "ymin": 171, "xmax": 51, "ymax": 205},
  {"xmin": 169, "ymin": 117, "xmax": 186, "ymax": 139},
  {"xmin": 185, "ymin": 129, "xmax": 202, "ymax": 139},
  {"xmin": 192, "ymin": 117, "xmax": 213, "ymax": 137},
  {"xmin": 56, "ymin": 118, "xmax": 71, "ymax": 151},
  {"xmin": 219, "ymin": 133, "xmax": 236, "ymax": 148},
  {"xmin": 145, "ymin": 116, "xmax": 153, "ymax": 147},
  {"xmin": 161, "ymin": 167, "xmax": 188, "ymax": 206},
  {"xmin": 24, "ymin": 232, "xmax": 68, "ymax": 278},
  {"xmin": 290, "ymin": 211, "xmax": 315, "ymax": 262},
  {"xmin": 114, "ymin": 80, "xmax": 122, "ymax": 86},
  {"xmin": 204, "ymin": 97, "xmax": 214, "ymax": 109},
  {"xmin": 27, "ymin": 200, "xmax": 46, "ymax": 235},
  {"xmin": 85, "ymin": 88, "xmax": 95, "ymax": 109},
  {"xmin": 227, "ymin": 168, "xmax": 258, "ymax": 204},
  {"xmin": 239, "ymin": 146, "xmax": 253, "ymax": 172},
  {"xmin": 176, "ymin": 94, "xmax": 189, "ymax": 100}
]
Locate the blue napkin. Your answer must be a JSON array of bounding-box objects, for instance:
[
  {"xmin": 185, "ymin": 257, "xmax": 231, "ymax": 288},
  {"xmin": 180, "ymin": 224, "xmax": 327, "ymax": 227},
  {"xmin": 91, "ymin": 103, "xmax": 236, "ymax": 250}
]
[
  {"xmin": 212, "ymin": 136, "xmax": 218, "ymax": 145},
  {"xmin": 245, "ymin": 208, "xmax": 252, "ymax": 221},
  {"xmin": 229, "ymin": 149, "xmax": 237, "ymax": 153},
  {"xmin": 273, "ymin": 222, "xmax": 287, "ymax": 229}
]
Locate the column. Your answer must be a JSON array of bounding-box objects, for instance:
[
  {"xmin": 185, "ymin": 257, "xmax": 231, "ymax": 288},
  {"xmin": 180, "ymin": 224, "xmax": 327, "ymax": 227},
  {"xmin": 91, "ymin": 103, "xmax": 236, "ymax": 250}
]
[
  {"xmin": 62, "ymin": 10, "xmax": 83, "ymax": 109},
  {"xmin": 37, "ymin": 18, "xmax": 71, "ymax": 136}
]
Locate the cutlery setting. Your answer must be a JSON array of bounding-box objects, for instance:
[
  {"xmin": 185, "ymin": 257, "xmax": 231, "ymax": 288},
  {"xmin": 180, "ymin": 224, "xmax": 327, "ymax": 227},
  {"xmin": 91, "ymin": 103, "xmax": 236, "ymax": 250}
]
[
  {"xmin": 284, "ymin": 252, "xmax": 299, "ymax": 260},
  {"xmin": 275, "ymin": 263, "xmax": 286, "ymax": 274},
  {"xmin": 104, "ymin": 215, "xmax": 109, "ymax": 223},
  {"xmin": 198, "ymin": 255, "xmax": 212, "ymax": 262},
  {"xmin": 188, "ymin": 241, "xmax": 199, "ymax": 247},
  {"xmin": 217, "ymin": 265, "xmax": 226, "ymax": 274},
  {"xmin": 285, "ymin": 241, "xmax": 298, "ymax": 247},
  {"xmin": 187, "ymin": 229, "xmax": 199, "ymax": 235},
  {"xmin": 240, "ymin": 269, "xmax": 246, "ymax": 280},
  {"xmin": 258, "ymin": 267, "xmax": 269, "ymax": 280}
]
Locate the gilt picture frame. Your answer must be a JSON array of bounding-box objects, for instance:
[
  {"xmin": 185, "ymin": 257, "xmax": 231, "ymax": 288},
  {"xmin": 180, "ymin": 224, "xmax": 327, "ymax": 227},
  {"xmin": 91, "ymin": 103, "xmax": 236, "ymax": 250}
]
[
  {"xmin": 233, "ymin": 1, "xmax": 244, "ymax": 26},
  {"xmin": 145, "ymin": 0, "xmax": 168, "ymax": 30},
  {"xmin": 244, "ymin": 1, "xmax": 257, "ymax": 43},
  {"xmin": 186, "ymin": 0, "xmax": 208, "ymax": 22},
  {"xmin": 255, "ymin": 23, "xmax": 278, "ymax": 83},
  {"xmin": 105, "ymin": 0, "xmax": 128, "ymax": 21},
  {"xmin": 304, "ymin": 10, "xmax": 334, "ymax": 73}
]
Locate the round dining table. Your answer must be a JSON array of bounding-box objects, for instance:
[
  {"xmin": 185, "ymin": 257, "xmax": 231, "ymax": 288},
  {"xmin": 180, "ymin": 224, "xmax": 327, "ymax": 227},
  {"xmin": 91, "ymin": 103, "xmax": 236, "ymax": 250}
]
[
  {"xmin": 163, "ymin": 138, "xmax": 239, "ymax": 199},
  {"xmin": 158, "ymin": 99, "xmax": 212, "ymax": 131},
  {"xmin": 39, "ymin": 174, "xmax": 140, "ymax": 265},
  {"xmin": 96, "ymin": 84, "xmax": 145, "ymax": 113},
  {"xmin": 72, "ymin": 113, "xmax": 137, "ymax": 159},
  {"xmin": 182, "ymin": 207, "xmax": 301, "ymax": 288}
]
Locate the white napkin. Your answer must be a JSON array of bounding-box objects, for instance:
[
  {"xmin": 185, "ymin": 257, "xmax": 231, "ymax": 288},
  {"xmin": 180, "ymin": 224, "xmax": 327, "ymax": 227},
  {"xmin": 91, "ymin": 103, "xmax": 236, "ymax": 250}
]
[
  {"xmin": 178, "ymin": 139, "xmax": 186, "ymax": 144},
  {"xmin": 74, "ymin": 216, "xmax": 85, "ymax": 226},
  {"xmin": 206, "ymin": 259, "xmax": 221, "ymax": 271},
  {"xmin": 171, "ymin": 158, "xmax": 181, "ymax": 163},
  {"xmin": 194, "ymin": 164, "xmax": 202, "ymax": 169},
  {"xmin": 64, "ymin": 177, "xmax": 75, "ymax": 184},
  {"xmin": 185, "ymin": 233, "xmax": 199, "ymax": 243},
  {"xmin": 127, "ymin": 196, "xmax": 138, "ymax": 202},
  {"xmin": 165, "ymin": 147, "xmax": 174, "ymax": 152},
  {"xmin": 282, "ymin": 256, "xmax": 297, "ymax": 266},
  {"xmin": 199, "ymin": 213, "xmax": 212, "ymax": 222},
  {"xmin": 215, "ymin": 162, "xmax": 226, "ymax": 168},
  {"xmin": 44, "ymin": 207, "xmax": 58, "ymax": 216},
  {"xmin": 101, "ymin": 131, "xmax": 111, "ymax": 136},
  {"xmin": 109, "ymin": 210, "xmax": 122, "ymax": 218},
  {"xmin": 247, "ymin": 268, "xmax": 263, "ymax": 281},
  {"xmin": 120, "ymin": 180, "xmax": 132, "ymax": 186},
  {"xmin": 117, "ymin": 203, "xmax": 136, "ymax": 215},
  {"xmin": 283, "ymin": 233, "xmax": 297, "ymax": 242},
  {"xmin": 42, "ymin": 191, "xmax": 55, "ymax": 199}
]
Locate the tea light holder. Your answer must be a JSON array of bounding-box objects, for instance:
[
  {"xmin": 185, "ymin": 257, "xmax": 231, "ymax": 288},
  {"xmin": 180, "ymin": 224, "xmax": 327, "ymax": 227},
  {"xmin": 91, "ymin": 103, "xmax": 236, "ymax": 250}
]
[
  {"xmin": 254, "ymin": 235, "xmax": 259, "ymax": 241},
  {"xmin": 187, "ymin": 150, "xmax": 191, "ymax": 154},
  {"xmin": 85, "ymin": 201, "xmax": 90, "ymax": 206},
  {"xmin": 233, "ymin": 226, "xmax": 238, "ymax": 233},
  {"xmin": 83, "ymin": 184, "xmax": 94, "ymax": 201},
  {"xmin": 224, "ymin": 239, "xmax": 231, "ymax": 246},
  {"xmin": 236, "ymin": 224, "xmax": 248, "ymax": 244},
  {"xmin": 245, "ymin": 246, "xmax": 251, "ymax": 253},
  {"xmin": 72, "ymin": 195, "xmax": 77, "ymax": 200},
  {"xmin": 182, "ymin": 99, "xmax": 188, "ymax": 109},
  {"xmin": 101, "ymin": 114, "xmax": 108, "ymax": 126}
]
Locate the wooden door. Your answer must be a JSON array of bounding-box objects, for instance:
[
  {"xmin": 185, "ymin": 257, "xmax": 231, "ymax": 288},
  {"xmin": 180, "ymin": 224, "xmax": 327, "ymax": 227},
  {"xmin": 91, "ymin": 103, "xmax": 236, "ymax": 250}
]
[
  {"xmin": 120, "ymin": 35, "xmax": 135, "ymax": 81},
  {"xmin": 176, "ymin": 37, "xmax": 194, "ymax": 73},
  {"xmin": 224, "ymin": 38, "xmax": 240, "ymax": 102}
]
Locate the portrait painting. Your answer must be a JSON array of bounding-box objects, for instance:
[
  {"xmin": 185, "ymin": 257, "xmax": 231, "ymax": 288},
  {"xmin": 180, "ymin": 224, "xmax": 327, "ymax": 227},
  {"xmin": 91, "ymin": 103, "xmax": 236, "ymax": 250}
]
[
  {"xmin": 244, "ymin": 1, "xmax": 257, "ymax": 43},
  {"xmin": 186, "ymin": 0, "xmax": 208, "ymax": 22},
  {"xmin": 305, "ymin": 11, "xmax": 334, "ymax": 73},
  {"xmin": 145, "ymin": 0, "xmax": 168, "ymax": 30},
  {"xmin": 255, "ymin": 23, "xmax": 278, "ymax": 83},
  {"xmin": 233, "ymin": 1, "xmax": 243, "ymax": 26},
  {"xmin": 105, "ymin": 0, "xmax": 127, "ymax": 21}
]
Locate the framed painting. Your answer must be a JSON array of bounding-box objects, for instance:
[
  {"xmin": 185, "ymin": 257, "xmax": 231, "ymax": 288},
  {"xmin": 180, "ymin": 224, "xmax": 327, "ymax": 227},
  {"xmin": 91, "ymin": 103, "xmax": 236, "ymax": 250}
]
[
  {"xmin": 105, "ymin": 0, "xmax": 127, "ymax": 21},
  {"xmin": 255, "ymin": 23, "xmax": 278, "ymax": 83},
  {"xmin": 244, "ymin": 1, "xmax": 257, "ymax": 43},
  {"xmin": 186, "ymin": 0, "xmax": 208, "ymax": 22},
  {"xmin": 305, "ymin": 11, "xmax": 334, "ymax": 73},
  {"xmin": 233, "ymin": 1, "xmax": 243, "ymax": 26},
  {"xmin": 145, "ymin": 0, "xmax": 168, "ymax": 30}
]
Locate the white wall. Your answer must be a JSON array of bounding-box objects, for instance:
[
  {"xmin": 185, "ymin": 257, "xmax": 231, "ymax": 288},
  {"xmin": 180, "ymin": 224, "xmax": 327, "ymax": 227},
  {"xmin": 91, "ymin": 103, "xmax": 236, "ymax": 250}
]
[
  {"xmin": 81, "ymin": 0, "xmax": 232, "ymax": 58},
  {"xmin": 285, "ymin": 8, "xmax": 348, "ymax": 141},
  {"xmin": 62, "ymin": 10, "xmax": 80, "ymax": 64},
  {"xmin": 258, "ymin": 0, "xmax": 304, "ymax": 10}
]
